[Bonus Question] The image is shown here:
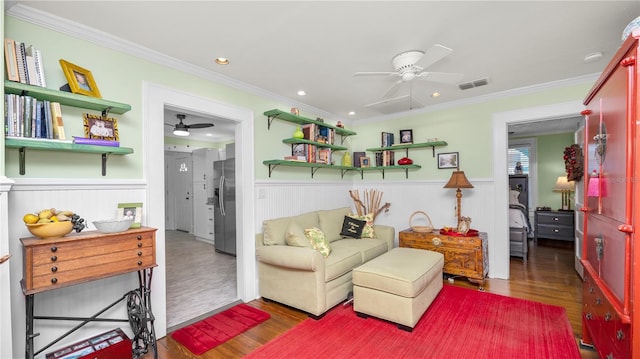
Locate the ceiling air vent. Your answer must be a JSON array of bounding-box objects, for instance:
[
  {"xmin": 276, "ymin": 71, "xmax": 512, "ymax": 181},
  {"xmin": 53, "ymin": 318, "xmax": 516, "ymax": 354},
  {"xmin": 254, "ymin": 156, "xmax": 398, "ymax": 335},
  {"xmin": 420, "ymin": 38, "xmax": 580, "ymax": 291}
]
[{"xmin": 458, "ymin": 77, "xmax": 489, "ymax": 90}]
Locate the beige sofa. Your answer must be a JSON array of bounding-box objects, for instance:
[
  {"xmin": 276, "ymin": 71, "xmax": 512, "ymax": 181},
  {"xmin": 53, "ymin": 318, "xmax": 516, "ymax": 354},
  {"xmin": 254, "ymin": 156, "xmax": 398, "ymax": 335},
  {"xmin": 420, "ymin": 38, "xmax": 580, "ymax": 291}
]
[{"xmin": 255, "ymin": 207, "xmax": 395, "ymax": 317}]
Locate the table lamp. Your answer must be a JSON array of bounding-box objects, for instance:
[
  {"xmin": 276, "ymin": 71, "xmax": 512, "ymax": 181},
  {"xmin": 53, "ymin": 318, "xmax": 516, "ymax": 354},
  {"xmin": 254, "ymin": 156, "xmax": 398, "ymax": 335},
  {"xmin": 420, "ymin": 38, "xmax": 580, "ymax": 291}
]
[
  {"xmin": 553, "ymin": 176, "xmax": 575, "ymax": 211},
  {"xmin": 443, "ymin": 170, "xmax": 474, "ymax": 225}
]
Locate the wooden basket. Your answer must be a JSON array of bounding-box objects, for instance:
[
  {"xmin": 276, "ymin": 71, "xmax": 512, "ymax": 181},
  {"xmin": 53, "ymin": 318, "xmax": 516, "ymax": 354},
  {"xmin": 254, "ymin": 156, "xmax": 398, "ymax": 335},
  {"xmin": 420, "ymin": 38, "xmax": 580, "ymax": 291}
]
[{"xmin": 409, "ymin": 211, "xmax": 434, "ymax": 233}]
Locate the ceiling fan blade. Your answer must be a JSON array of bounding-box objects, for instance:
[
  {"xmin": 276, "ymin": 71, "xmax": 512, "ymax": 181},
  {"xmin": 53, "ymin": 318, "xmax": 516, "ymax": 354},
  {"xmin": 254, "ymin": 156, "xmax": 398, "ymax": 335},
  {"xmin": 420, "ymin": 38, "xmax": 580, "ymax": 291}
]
[
  {"xmin": 353, "ymin": 71, "xmax": 398, "ymax": 77},
  {"xmin": 383, "ymin": 79, "xmax": 404, "ymax": 98},
  {"xmin": 364, "ymin": 94, "xmax": 410, "ymax": 108},
  {"xmin": 416, "ymin": 44, "xmax": 453, "ymax": 69},
  {"xmin": 187, "ymin": 123, "xmax": 214, "ymax": 129},
  {"xmin": 417, "ymin": 71, "xmax": 464, "ymax": 84}
]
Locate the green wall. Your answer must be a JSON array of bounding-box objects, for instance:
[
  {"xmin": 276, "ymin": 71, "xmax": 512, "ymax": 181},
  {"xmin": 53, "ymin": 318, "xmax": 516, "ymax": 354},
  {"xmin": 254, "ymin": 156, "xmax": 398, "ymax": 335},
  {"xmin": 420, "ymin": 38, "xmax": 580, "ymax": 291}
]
[
  {"xmin": 3, "ymin": 16, "xmax": 594, "ymax": 181},
  {"xmin": 537, "ymin": 133, "xmax": 575, "ymax": 209}
]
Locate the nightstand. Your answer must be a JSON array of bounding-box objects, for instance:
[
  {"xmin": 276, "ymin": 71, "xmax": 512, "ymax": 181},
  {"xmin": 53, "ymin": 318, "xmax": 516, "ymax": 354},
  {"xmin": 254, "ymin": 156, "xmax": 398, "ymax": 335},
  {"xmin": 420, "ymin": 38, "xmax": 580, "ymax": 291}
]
[{"xmin": 534, "ymin": 210, "xmax": 575, "ymax": 241}]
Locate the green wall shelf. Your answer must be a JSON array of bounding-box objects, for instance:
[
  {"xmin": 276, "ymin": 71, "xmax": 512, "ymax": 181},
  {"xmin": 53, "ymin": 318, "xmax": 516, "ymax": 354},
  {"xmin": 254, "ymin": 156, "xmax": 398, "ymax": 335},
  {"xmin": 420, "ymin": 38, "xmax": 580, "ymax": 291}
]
[
  {"xmin": 5, "ymin": 137, "xmax": 133, "ymax": 176},
  {"xmin": 263, "ymin": 159, "xmax": 420, "ymax": 179},
  {"xmin": 282, "ymin": 138, "xmax": 348, "ymax": 151},
  {"xmin": 366, "ymin": 140, "xmax": 448, "ymax": 157},
  {"xmin": 264, "ymin": 109, "xmax": 356, "ymax": 142},
  {"xmin": 4, "ymin": 81, "xmax": 131, "ymax": 115}
]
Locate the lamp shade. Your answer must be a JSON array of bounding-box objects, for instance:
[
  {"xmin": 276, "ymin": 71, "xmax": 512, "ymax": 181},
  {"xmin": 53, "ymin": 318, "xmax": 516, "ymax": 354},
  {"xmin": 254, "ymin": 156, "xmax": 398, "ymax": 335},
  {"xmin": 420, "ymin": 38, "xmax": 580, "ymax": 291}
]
[
  {"xmin": 587, "ymin": 177, "xmax": 608, "ymax": 197},
  {"xmin": 553, "ymin": 176, "xmax": 575, "ymax": 192},
  {"xmin": 444, "ymin": 171, "xmax": 474, "ymax": 189}
]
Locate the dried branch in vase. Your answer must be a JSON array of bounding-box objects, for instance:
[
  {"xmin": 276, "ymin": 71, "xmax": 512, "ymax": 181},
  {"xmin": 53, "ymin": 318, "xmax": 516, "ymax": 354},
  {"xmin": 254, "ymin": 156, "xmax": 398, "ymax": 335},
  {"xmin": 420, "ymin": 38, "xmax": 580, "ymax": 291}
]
[{"xmin": 349, "ymin": 189, "xmax": 390, "ymax": 221}]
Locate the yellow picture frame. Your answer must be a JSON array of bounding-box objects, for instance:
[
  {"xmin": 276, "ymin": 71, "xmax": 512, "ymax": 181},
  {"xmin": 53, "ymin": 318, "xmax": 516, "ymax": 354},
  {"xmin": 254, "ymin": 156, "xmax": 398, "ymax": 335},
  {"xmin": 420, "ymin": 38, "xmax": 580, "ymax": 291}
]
[{"xmin": 59, "ymin": 59, "xmax": 102, "ymax": 98}]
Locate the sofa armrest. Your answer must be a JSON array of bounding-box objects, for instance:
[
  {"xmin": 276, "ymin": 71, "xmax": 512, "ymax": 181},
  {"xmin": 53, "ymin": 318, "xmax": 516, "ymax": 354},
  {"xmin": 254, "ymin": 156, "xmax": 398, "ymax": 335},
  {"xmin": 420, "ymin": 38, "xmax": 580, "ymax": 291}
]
[
  {"xmin": 256, "ymin": 245, "xmax": 325, "ymax": 271},
  {"xmin": 374, "ymin": 224, "xmax": 395, "ymax": 250}
]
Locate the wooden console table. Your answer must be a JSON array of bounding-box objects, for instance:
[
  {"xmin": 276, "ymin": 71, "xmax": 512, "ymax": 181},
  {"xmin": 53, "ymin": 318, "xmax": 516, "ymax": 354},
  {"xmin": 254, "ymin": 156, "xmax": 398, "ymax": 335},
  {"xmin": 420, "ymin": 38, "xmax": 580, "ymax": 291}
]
[
  {"xmin": 20, "ymin": 227, "xmax": 158, "ymax": 359},
  {"xmin": 399, "ymin": 229, "xmax": 488, "ymax": 288}
]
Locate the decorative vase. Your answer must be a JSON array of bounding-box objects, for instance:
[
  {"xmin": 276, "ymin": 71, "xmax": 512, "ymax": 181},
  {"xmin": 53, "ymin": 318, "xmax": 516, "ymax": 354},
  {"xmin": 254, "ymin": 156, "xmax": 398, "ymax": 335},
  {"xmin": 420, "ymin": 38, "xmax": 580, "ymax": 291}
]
[
  {"xmin": 341, "ymin": 152, "xmax": 352, "ymax": 167},
  {"xmin": 292, "ymin": 126, "xmax": 304, "ymax": 139}
]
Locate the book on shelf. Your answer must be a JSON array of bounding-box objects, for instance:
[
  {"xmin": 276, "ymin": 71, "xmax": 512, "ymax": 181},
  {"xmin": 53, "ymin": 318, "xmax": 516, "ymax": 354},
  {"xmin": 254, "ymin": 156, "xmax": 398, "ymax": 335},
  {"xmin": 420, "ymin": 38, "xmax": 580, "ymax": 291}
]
[
  {"xmin": 284, "ymin": 155, "xmax": 306, "ymax": 162},
  {"xmin": 381, "ymin": 132, "xmax": 394, "ymax": 147},
  {"xmin": 4, "ymin": 38, "xmax": 20, "ymax": 82},
  {"xmin": 73, "ymin": 136, "xmax": 120, "ymax": 147},
  {"xmin": 317, "ymin": 148, "xmax": 331, "ymax": 164},
  {"xmin": 353, "ymin": 151, "xmax": 366, "ymax": 168},
  {"xmin": 50, "ymin": 102, "xmax": 65, "ymax": 139},
  {"xmin": 25, "ymin": 45, "xmax": 46, "ymax": 87},
  {"xmin": 14, "ymin": 41, "xmax": 28, "ymax": 84},
  {"xmin": 4, "ymin": 136, "xmax": 72, "ymax": 143}
]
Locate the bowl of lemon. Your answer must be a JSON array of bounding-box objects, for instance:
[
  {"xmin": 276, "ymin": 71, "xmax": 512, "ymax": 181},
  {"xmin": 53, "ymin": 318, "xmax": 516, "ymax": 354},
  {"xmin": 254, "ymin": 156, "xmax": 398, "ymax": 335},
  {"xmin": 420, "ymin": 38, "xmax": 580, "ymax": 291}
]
[{"xmin": 23, "ymin": 209, "xmax": 84, "ymax": 239}]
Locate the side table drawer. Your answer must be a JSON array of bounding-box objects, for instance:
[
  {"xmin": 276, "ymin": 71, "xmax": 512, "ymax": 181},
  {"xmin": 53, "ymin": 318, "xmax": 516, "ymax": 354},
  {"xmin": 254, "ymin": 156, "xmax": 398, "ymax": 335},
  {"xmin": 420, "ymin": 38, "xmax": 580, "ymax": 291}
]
[
  {"xmin": 536, "ymin": 224, "xmax": 574, "ymax": 240},
  {"xmin": 537, "ymin": 212, "xmax": 573, "ymax": 226}
]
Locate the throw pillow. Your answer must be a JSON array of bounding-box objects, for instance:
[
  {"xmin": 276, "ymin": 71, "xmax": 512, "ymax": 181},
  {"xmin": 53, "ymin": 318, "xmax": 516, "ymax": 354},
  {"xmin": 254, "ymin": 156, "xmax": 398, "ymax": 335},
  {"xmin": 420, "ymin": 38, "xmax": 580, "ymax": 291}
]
[
  {"xmin": 509, "ymin": 190, "xmax": 521, "ymax": 205},
  {"xmin": 304, "ymin": 227, "xmax": 331, "ymax": 257},
  {"xmin": 285, "ymin": 221, "xmax": 311, "ymax": 247},
  {"xmin": 348, "ymin": 213, "xmax": 375, "ymax": 238},
  {"xmin": 340, "ymin": 215, "xmax": 366, "ymax": 238}
]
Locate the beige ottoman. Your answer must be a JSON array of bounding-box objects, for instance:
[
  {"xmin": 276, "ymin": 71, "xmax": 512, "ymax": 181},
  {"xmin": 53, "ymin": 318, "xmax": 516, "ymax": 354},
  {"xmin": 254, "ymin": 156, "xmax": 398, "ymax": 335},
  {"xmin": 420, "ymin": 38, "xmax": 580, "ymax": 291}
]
[{"xmin": 352, "ymin": 247, "xmax": 444, "ymax": 331}]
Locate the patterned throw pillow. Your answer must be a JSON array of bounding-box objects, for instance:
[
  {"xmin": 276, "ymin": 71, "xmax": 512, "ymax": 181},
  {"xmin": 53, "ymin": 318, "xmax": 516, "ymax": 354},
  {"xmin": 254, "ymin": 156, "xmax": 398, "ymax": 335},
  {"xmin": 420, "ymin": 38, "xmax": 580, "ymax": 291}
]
[
  {"xmin": 304, "ymin": 227, "xmax": 332, "ymax": 257},
  {"xmin": 285, "ymin": 221, "xmax": 311, "ymax": 247},
  {"xmin": 348, "ymin": 213, "xmax": 375, "ymax": 238}
]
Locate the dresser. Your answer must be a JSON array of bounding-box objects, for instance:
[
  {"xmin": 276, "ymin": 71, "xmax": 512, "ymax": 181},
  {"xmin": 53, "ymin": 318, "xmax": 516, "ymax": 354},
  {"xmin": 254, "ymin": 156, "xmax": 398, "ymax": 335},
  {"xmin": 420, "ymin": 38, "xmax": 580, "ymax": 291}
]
[
  {"xmin": 580, "ymin": 30, "xmax": 639, "ymax": 358},
  {"xmin": 399, "ymin": 229, "xmax": 488, "ymax": 288},
  {"xmin": 21, "ymin": 227, "xmax": 158, "ymax": 359},
  {"xmin": 534, "ymin": 210, "xmax": 575, "ymax": 241}
]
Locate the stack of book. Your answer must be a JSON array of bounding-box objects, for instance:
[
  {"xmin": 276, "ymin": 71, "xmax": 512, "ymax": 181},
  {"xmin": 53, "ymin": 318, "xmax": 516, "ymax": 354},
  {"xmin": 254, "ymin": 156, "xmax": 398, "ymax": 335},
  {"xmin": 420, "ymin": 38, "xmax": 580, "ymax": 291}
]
[
  {"xmin": 4, "ymin": 94, "xmax": 65, "ymax": 139},
  {"xmin": 4, "ymin": 38, "xmax": 47, "ymax": 87}
]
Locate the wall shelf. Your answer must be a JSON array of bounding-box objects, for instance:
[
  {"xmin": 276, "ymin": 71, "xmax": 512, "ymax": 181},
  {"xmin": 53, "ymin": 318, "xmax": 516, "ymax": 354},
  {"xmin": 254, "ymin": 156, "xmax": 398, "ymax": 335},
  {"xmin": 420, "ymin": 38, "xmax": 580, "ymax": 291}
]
[
  {"xmin": 263, "ymin": 159, "xmax": 420, "ymax": 179},
  {"xmin": 5, "ymin": 137, "xmax": 133, "ymax": 176},
  {"xmin": 264, "ymin": 109, "xmax": 356, "ymax": 144},
  {"xmin": 282, "ymin": 138, "xmax": 348, "ymax": 151},
  {"xmin": 366, "ymin": 140, "xmax": 448, "ymax": 157},
  {"xmin": 4, "ymin": 80, "xmax": 131, "ymax": 116}
]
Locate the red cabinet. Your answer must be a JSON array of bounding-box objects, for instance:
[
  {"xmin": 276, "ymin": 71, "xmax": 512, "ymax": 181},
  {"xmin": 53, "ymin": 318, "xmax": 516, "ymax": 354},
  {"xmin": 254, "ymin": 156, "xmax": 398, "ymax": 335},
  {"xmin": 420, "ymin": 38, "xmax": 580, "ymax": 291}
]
[{"xmin": 581, "ymin": 29, "xmax": 639, "ymax": 358}]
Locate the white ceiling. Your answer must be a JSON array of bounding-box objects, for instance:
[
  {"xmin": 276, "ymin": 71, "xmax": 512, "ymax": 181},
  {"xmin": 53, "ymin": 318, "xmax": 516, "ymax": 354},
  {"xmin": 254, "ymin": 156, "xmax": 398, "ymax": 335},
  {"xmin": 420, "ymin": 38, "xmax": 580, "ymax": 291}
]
[{"xmin": 8, "ymin": 1, "xmax": 640, "ymax": 141}]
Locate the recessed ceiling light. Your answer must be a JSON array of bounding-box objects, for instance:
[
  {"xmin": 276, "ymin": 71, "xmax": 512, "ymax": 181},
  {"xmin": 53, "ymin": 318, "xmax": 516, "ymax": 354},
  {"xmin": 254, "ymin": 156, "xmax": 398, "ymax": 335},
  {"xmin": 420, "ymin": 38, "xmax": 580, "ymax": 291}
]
[
  {"xmin": 206, "ymin": 133, "xmax": 213, "ymax": 137},
  {"xmin": 297, "ymin": 90, "xmax": 306, "ymax": 96},
  {"xmin": 584, "ymin": 52, "xmax": 603, "ymax": 63},
  {"xmin": 215, "ymin": 57, "xmax": 229, "ymax": 65},
  {"xmin": 348, "ymin": 111, "xmax": 356, "ymax": 116},
  {"xmin": 431, "ymin": 92, "xmax": 441, "ymax": 98}
]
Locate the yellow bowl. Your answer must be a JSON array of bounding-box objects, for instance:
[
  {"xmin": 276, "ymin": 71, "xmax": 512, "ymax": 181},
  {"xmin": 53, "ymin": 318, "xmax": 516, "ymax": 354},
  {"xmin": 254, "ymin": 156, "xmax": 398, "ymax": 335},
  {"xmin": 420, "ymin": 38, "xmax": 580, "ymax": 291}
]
[{"xmin": 26, "ymin": 221, "xmax": 74, "ymax": 239}]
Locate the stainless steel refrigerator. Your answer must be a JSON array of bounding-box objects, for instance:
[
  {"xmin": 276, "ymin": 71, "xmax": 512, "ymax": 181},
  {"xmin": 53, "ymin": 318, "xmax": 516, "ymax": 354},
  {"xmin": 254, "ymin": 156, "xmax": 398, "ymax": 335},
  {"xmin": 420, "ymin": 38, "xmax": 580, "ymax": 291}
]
[{"xmin": 213, "ymin": 158, "xmax": 236, "ymax": 256}]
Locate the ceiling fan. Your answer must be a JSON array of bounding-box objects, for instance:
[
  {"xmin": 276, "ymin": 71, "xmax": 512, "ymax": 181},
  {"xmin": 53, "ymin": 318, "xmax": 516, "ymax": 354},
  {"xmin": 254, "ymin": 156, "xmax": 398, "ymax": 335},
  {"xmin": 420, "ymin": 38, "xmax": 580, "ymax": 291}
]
[
  {"xmin": 354, "ymin": 44, "xmax": 464, "ymax": 107},
  {"xmin": 166, "ymin": 114, "xmax": 214, "ymax": 136}
]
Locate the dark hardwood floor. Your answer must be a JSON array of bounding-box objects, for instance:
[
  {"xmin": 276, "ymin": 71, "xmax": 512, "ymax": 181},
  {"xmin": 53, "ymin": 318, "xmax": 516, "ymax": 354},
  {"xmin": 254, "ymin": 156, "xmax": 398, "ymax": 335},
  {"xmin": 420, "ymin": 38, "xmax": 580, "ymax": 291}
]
[{"xmin": 144, "ymin": 239, "xmax": 599, "ymax": 359}]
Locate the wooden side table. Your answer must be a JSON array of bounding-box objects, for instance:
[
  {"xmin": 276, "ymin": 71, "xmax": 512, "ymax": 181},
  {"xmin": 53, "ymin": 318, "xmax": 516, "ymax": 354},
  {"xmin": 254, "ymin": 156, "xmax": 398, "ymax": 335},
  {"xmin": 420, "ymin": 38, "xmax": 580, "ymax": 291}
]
[
  {"xmin": 399, "ymin": 229, "xmax": 488, "ymax": 288},
  {"xmin": 21, "ymin": 227, "xmax": 158, "ymax": 359}
]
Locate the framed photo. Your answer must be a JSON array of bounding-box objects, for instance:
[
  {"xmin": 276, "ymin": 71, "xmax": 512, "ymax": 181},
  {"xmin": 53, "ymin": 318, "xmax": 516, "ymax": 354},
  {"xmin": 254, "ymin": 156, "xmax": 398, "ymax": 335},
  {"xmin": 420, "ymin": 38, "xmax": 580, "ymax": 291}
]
[
  {"xmin": 400, "ymin": 129, "xmax": 413, "ymax": 144},
  {"xmin": 117, "ymin": 202, "xmax": 142, "ymax": 228},
  {"xmin": 83, "ymin": 113, "xmax": 119, "ymax": 141},
  {"xmin": 438, "ymin": 152, "xmax": 459, "ymax": 169},
  {"xmin": 59, "ymin": 59, "xmax": 102, "ymax": 98},
  {"xmin": 360, "ymin": 157, "xmax": 371, "ymax": 168}
]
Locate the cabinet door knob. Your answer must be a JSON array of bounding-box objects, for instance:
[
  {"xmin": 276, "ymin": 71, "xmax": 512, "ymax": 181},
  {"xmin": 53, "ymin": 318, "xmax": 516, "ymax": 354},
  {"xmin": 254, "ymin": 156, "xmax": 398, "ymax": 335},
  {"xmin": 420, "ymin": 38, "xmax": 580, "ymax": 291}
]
[
  {"xmin": 138, "ymin": 242, "xmax": 143, "ymax": 248},
  {"xmin": 137, "ymin": 251, "xmax": 142, "ymax": 256},
  {"xmin": 50, "ymin": 246, "xmax": 57, "ymax": 252},
  {"xmin": 50, "ymin": 255, "xmax": 57, "ymax": 262},
  {"xmin": 553, "ymin": 217, "xmax": 559, "ymax": 221},
  {"xmin": 137, "ymin": 260, "xmax": 143, "ymax": 266},
  {"xmin": 137, "ymin": 235, "xmax": 142, "ymax": 240},
  {"xmin": 51, "ymin": 277, "xmax": 57, "ymax": 284},
  {"xmin": 617, "ymin": 329, "xmax": 626, "ymax": 341},
  {"xmin": 51, "ymin": 266, "xmax": 57, "ymax": 272}
]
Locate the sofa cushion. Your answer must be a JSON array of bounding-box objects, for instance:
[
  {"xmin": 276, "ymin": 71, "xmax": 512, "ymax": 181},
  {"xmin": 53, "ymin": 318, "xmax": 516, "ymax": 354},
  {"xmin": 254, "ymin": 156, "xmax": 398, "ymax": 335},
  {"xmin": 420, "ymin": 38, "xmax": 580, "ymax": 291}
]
[
  {"xmin": 305, "ymin": 227, "xmax": 331, "ymax": 257},
  {"xmin": 340, "ymin": 215, "xmax": 366, "ymax": 238},
  {"xmin": 324, "ymin": 245, "xmax": 363, "ymax": 282},
  {"xmin": 318, "ymin": 207, "xmax": 352, "ymax": 242},
  {"xmin": 348, "ymin": 213, "xmax": 375, "ymax": 238},
  {"xmin": 332, "ymin": 238, "xmax": 388, "ymax": 263},
  {"xmin": 285, "ymin": 221, "xmax": 311, "ymax": 247},
  {"xmin": 263, "ymin": 211, "xmax": 319, "ymax": 246}
]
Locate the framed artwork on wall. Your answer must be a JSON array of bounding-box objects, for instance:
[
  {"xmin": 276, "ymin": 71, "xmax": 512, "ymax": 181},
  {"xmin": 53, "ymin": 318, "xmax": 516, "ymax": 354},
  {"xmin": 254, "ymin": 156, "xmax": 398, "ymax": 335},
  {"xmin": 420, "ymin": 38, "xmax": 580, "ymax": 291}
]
[
  {"xmin": 59, "ymin": 59, "xmax": 102, "ymax": 98},
  {"xmin": 438, "ymin": 152, "xmax": 459, "ymax": 169}
]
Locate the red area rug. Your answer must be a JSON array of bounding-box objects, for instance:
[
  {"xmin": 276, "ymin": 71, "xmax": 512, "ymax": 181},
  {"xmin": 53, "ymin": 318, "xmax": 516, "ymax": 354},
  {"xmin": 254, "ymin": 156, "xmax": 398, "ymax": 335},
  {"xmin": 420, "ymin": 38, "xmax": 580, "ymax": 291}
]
[
  {"xmin": 245, "ymin": 285, "xmax": 580, "ymax": 359},
  {"xmin": 171, "ymin": 303, "xmax": 270, "ymax": 355}
]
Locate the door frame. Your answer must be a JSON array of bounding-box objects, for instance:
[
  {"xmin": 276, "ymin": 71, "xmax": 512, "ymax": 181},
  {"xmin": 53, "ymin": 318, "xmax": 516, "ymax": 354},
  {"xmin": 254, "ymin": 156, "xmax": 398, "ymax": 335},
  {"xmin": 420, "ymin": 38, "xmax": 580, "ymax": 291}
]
[{"xmin": 143, "ymin": 82, "xmax": 255, "ymax": 338}]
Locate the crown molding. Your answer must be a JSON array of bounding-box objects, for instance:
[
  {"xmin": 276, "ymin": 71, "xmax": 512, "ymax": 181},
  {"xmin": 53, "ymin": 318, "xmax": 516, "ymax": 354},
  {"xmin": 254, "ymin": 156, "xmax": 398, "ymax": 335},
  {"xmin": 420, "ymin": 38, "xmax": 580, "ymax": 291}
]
[{"xmin": 6, "ymin": 4, "xmax": 338, "ymax": 121}]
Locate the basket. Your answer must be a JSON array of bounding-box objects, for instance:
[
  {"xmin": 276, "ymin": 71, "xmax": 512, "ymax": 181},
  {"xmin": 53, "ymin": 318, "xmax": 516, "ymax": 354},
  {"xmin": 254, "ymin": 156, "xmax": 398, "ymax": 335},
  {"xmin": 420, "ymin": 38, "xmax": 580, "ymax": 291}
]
[{"xmin": 409, "ymin": 211, "xmax": 434, "ymax": 233}]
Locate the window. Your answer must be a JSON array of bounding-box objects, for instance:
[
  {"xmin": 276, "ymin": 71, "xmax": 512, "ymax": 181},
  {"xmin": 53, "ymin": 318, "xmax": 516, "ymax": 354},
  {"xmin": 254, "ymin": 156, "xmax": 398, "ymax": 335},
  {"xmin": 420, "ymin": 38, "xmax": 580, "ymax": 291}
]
[{"xmin": 508, "ymin": 146, "xmax": 530, "ymax": 174}]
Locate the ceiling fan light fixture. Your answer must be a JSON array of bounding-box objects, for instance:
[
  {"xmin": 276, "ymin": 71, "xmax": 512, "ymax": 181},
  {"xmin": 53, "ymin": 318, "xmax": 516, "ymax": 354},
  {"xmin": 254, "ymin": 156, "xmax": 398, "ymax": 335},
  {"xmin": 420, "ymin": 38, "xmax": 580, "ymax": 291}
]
[{"xmin": 173, "ymin": 128, "xmax": 189, "ymax": 136}]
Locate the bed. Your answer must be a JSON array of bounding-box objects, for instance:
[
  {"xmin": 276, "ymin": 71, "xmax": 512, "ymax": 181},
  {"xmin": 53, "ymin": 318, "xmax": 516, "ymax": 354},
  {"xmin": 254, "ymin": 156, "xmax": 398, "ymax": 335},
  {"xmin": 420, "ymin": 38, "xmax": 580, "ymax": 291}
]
[{"xmin": 509, "ymin": 175, "xmax": 532, "ymax": 259}]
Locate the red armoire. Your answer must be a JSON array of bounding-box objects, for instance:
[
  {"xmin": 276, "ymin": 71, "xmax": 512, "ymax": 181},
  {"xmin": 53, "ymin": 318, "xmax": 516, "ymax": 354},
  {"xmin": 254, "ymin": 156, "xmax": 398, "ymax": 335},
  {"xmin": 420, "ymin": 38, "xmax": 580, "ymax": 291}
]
[{"xmin": 581, "ymin": 29, "xmax": 639, "ymax": 358}]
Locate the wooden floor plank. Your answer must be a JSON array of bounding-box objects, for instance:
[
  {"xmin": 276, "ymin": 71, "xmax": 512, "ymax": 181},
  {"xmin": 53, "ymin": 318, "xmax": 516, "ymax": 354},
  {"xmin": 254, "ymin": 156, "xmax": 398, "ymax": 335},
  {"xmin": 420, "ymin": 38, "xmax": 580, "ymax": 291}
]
[{"xmin": 144, "ymin": 240, "xmax": 599, "ymax": 359}]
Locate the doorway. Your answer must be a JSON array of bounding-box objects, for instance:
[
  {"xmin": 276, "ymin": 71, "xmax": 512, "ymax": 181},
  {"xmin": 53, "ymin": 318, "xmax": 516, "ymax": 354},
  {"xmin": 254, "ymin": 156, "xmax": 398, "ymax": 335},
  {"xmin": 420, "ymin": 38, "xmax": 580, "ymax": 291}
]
[{"xmin": 173, "ymin": 154, "xmax": 193, "ymax": 232}]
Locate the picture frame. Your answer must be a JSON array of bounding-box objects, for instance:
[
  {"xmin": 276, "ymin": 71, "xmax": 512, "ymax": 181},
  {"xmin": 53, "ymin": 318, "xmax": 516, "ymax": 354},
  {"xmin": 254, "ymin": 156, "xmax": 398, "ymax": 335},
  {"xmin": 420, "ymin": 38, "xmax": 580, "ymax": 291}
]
[
  {"xmin": 59, "ymin": 59, "xmax": 102, "ymax": 98},
  {"xmin": 117, "ymin": 202, "xmax": 142, "ymax": 228},
  {"xmin": 438, "ymin": 152, "xmax": 459, "ymax": 169},
  {"xmin": 360, "ymin": 157, "xmax": 371, "ymax": 168},
  {"xmin": 400, "ymin": 129, "xmax": 413, "ymax": 144},
  {"xmin": 83, "ymin": 113, "xmax": 119, "ymax": 141}
]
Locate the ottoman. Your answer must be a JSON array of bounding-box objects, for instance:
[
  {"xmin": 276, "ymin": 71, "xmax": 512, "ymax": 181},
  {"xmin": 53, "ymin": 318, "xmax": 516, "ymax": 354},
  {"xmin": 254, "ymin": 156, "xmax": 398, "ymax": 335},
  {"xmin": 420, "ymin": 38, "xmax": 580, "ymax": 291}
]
[{"xmin": 352, "ymin": 247, "xmax": 444, "ymax": 331}]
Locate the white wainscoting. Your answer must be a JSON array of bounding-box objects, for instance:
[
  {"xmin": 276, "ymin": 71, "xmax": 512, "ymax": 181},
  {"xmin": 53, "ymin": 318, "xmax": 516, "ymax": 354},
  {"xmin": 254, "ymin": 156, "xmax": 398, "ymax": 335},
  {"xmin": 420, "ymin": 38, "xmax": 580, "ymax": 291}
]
[{"xmin": 7, "ymin": 179, "xmax": 151, "ymax": 358}]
